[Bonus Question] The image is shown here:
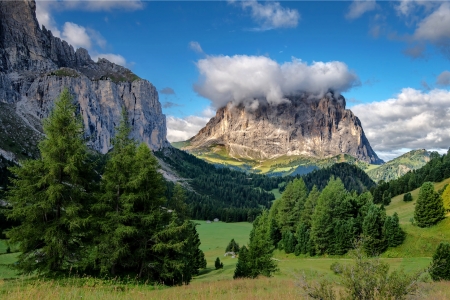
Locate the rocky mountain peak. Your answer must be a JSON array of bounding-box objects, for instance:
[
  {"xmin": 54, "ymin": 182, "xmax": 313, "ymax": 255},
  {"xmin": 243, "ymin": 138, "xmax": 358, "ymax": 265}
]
[
  {"xmin": 0, "ymin": 0, "xmax": 169, "ymax": 160},
  {"xmin": 185, "ymin": 93, "xmax": 383, "ymax": 164}
]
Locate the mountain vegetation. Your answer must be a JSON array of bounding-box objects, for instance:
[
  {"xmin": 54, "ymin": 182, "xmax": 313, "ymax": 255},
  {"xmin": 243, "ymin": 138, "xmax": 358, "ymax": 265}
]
[
  {"xmin": 271, "ymin": 177, "xmax": 404, "ymax": 257},
  {"xmin": 281, "ymin": 162, "xmax": 376, "ymax": 194},
  {"xmin": 4, "ymin": 89, "xmax": 206, "ymax": 284},
  {"xmin": 366, "ymin": 149, "xmax": 431, "ymax": 183},
  {"xmin": 372, "ymin": 150, "xmax": 450, "ymax": 205}
]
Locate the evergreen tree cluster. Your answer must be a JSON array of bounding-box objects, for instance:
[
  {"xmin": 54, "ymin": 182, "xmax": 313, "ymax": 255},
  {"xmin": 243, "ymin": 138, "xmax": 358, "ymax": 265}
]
[
  {"xmin": 155, "ymin": 148, "xmax": 283, "ymax": 222},
  {"xmin": 280, "ymin": 163, "xmax": 376, "ymax": 195},
  {"xmin": 372, "ymin": 150, "xmax": 450, "ymax": 204},
  {"xmin": 4, "ymin": 89, "xmax": 206, "ymax": 284},
  {"xmin": 271, "ymin": 177, "xmax": 405, "ymax": 257}
]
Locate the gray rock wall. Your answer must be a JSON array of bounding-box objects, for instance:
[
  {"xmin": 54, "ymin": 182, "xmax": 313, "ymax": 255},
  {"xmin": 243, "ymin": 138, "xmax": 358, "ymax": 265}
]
[{"xmin": 0, "ymin": 0, "xmax": 169, "ymax": 155}]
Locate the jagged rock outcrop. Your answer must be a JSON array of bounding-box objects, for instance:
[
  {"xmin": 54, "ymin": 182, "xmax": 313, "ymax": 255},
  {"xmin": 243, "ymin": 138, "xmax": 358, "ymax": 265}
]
[
  {"xmin": 0, "ymin": 0, "xmax": 169, "ymax": 158},
  {"xmin": 185, "ymin": 94, "xmax": 383, "ymax": 164}
]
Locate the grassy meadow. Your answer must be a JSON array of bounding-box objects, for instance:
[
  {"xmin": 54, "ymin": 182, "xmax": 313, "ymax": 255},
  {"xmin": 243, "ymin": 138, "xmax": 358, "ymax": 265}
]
[{"xmin": 1, "ymin": 178, "xmax": 450, "ymax": 298}]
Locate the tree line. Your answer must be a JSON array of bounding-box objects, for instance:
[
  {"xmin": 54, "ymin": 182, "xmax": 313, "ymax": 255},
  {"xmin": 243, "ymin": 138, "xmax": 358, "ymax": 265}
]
[
  {"xmin": 281, "ymin": 162, "xmax": 376, "ymax": 195},
  {"xmin": 3, "ymin": 89, "xmax": 206, "ymax": 284}
]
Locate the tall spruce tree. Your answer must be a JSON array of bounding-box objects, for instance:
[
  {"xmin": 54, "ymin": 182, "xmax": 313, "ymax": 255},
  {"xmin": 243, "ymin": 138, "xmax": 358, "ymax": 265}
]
[
  {"xmin": 234, "ymin": 245, "xmax": 250, "ymax": 279},
  {"xmin": 243, "ymin": 210, "xmax": 278, "ymax": 278},
  {"xmin": 414, "ymin": 182, "xmax": 445, "ymax": 227},
  {"xmin": 299, "ymin": 185, "xmax": 320, "ymax": 227},
  {"xmin": 6, "ymin": 88, "xmax": 95, "ymax": 274},
  {"xmin": 277, "ymin": 178, "xmax": 308, "ymax": 233},
  {"xmin": 362, "ymin": 204, "xmax": 387, "ymax": 256},
  {"xmin": 430, "ymin": 242, "xmax": 450, "ymax": 281},
  {"xmin": 384, "ymin": 213, "xmax": 405, "ymax": 248},
  {"xmin": 311, "ymin": 177, "xmax": 348, "ymax": 254}
]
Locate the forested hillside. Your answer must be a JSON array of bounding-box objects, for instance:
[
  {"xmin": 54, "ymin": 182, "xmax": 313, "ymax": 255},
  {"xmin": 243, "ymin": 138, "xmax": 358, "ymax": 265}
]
[
  {"xmin": 281, "ymin": 162, "xmax": 376, "ymax": 194},
  {"xmin": 372, "ymin": 150, "xmax": 450, "ymax": 204},
  {"xmin": 155, "ymin": 148, "xmax": 284, "ymax": 222}
]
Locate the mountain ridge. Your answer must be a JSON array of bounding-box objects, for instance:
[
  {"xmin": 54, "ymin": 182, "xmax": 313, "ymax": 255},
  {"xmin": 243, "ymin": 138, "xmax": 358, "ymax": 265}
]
[{"xmin": 0, "ymin": 0, "xmax": 169, "ymax": 160}]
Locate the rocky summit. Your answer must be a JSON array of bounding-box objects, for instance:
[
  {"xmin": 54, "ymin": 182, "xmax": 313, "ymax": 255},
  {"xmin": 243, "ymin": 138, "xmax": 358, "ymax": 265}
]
[
  {"xmin": 0, "ymin": 0, "xmax": 169, "ymax": 161},
  {"xmin": 184, "ymin": 93, "xmax": 383, "ymax": 165}
]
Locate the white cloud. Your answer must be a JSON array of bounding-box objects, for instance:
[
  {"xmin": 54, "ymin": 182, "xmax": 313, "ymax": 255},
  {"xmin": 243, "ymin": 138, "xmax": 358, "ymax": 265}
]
[
  {"xmin": 166, "ymin": 115, "xmax": 210, "ymax": 142},
  {"xmin": 437, "ymin": 71, "xmax": 450, "ymax": 86},
  {"xmin": 189, "ymin": 41, "xmax": 204, "ymax": 54},
  {"xmin": 35, "ymin": 1, "xmax": 129, "ymax": 67},
  {"xmin": 194, "ymin": 55, "xmax": 360, "ymax": 108},
  {"xmin": 238, "ymin": 0, "xmax": 300, "ymax": 30},
  {"xmin": 61, "ymin": 22, "xmax": 92, "ymax": 49},
  {"xmin": 345, "ymin": 0, "xmax": 377, "ymax": 20},
  {"xmin": 352, "ymin": 88, "xmax": 450, "ymax": 160},
  {"xmin": 36, "ymin": 1, "xmax": 61, "ymax": 37},
  {"xmin": 92, "ymin": 53, "xmax": 127, "ymax": 66},
  {"xmin": 414, "ymin": 3, "xmax": 450, "ymax": 44},
  {"xmin": 398, "ymin": 2, "xmax": 450, "ymax": 58}
]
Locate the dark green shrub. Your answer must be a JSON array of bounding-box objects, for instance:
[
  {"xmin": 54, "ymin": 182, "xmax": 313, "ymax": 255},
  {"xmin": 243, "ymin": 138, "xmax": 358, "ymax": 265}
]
[{"xmin": 430, "ymin": 242, "xmax": 450, "ymax": 281}]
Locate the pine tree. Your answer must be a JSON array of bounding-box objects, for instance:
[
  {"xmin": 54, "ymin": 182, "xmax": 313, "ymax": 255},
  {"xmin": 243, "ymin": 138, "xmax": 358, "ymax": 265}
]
[
  {"xmin": 311, "ymin": 177, "xmax": 348, "ymax": 254},
  {"xmin": 277, "ymin": 178, "xmax": 308, "ymax": 233},
  {"xmin": 245, "ymin": 210, "xmax": 278, "ymax": 278},
  {"xmin": 362, "ymin": 204, "xmax": 387, "ymax": 256},
  {"xmin": 6, "ymin": 88, "xmax": 95, "ymax": 274},
  {"xmin": 169, "ymin": 184, "xmax": 189, "ymax": 221},
  {"xmin": 384, "ymin": 213, "xmax": 405, "ymax": 248},
  {"xmin": 226, "ymin": 238, "xmax": 240, "ymax": 253},
  {"xmin": 215, "ymin": 257, "xmax": 223, "ymax": 269},
  {"xmin": 234, "ymin": 245, "xmax": 250, "ymax": 279},
  {"xmin": 430, "ymin": 242, "xmax": 450, "ymax": 281},
  {"xmin": 299, "ymin": 185, "xmax": 320, "ymax": 227},
  {"xmin": 294, "ymin": 222, "xmax": 310, "ymax": 256},
  {"xmin": 414, "ymin": 182, "xmax": 445, "ymax": 227}
]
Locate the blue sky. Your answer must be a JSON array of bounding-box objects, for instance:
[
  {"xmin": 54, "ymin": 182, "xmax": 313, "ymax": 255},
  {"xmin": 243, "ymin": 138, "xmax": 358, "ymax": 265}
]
[{"xmin": 36, "ymin": 0, "xmax": 450, "ymax": 161}]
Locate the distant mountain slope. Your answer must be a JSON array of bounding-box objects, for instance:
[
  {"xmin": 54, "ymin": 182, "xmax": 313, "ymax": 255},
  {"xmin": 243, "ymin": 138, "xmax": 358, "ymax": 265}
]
[{"xmin": 366, "ymin": 149, "xmax": 431, "ymax": 183}]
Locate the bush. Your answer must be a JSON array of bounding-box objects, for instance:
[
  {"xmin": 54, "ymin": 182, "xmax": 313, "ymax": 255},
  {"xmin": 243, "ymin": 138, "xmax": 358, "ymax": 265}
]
[
  {"xmin": 403, "ymin": 192, "xmax": 413, "ymax": 202},
  {"xmin": 215, "ymin": 257, "xmax": 223, "ymax": 270},
  {"xmin": 430, "ymin": 242, "xmax": 450, "ymax": 281},
  {"xmin": 330, "ymin": 261, "xmax": 342, "ymax": 275}
]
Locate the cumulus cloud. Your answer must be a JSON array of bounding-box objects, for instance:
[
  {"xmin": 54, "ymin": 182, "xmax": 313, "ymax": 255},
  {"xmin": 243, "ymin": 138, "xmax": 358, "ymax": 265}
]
[
  {"xmin": 61, "ymin": 22, "xmax": 92, "ymax": 49},
  {"xmin": 35, "ymin": 1, "xmax": 130, "ymax": 67},
  {"xmin": 189, "ymin": 41, "xmax": 204, "ymax": 54},
  {"xmin": 352, "ymin": 88, "xmax": 450, "ymax": 160},
  {"xmin": 398, "ymin": 2, "xmax": 450, "ymax": 59},
  {"xmin": 237, "ymin": 0, "xmax": 300, "ymax": 30},
  {"xmin": 194, "ymin": 55, "xmax": 360, "ymax": 109},
  {"xmin": 166, "ymin": 115, "xmax": 210, "ymax": 142},
  {"xmin": 345, "ymin": 0, "xmax": 377, "ymax": 20},
  {"xmin": 437, "ymin": 71, "xmax": 450, "ymax": 86}
]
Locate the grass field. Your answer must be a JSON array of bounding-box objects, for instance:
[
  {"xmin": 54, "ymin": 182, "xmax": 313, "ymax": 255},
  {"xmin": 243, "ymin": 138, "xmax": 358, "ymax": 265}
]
[{"xmin": 2, "ymin": 177, "xmax": 450, "ymax": 299}]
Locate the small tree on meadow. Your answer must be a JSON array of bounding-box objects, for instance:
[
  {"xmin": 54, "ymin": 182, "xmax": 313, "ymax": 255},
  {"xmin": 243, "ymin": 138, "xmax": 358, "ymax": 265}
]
[
  {"xmin": 384, "ymin": 213, "xmax": 405, "ymax": 248},
  {"xmin": 414, "ymin": 182, "xmax": 445, "ymax": 227},
  {"xmin": 430, "ymin": 242, "xmax": 450, "ymax": 281},
  {"xmin": 441, "ymin": 184, "xmax": 450, "ymax": 212},
  {"xmin": 215, "ymin": 257, "xmax": 223, "ymax": 270},
  {"xmin": 403, "ymin": 192, "xmax": 413, "ymax": 202},
  {"xmin": 226, "ymin": 238, "xmax": 240, "ymax": 253}
]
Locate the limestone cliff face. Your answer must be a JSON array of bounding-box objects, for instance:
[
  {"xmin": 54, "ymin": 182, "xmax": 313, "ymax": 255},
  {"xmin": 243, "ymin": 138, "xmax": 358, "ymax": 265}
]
[
  {"xmin": 186, "ymin": 94, "xmax": 383, "ymax": 164},
  {"xmin": 0, "ymin": 0, "xmax": 169, "ymax": 158}
]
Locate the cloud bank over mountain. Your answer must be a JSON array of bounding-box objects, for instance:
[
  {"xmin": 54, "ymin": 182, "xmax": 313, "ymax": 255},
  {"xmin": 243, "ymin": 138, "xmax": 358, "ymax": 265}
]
[
  {"xmin": 194, "ymin": 55, "xmax": 360, "ymax": 109},
  {"xmin": 352, "ymin": 88, "xmax": 450, "ymax": 160}
]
